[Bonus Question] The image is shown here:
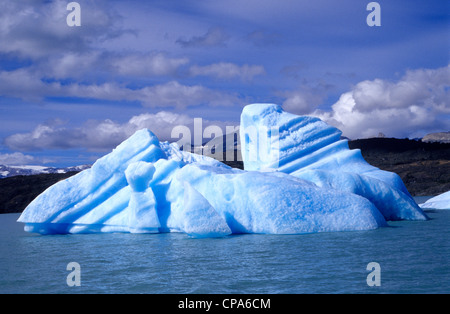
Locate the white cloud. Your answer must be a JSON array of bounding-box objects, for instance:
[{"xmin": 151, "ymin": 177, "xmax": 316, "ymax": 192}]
[
  {"xmin": 4, "ymin": 111, "xmax": 235, "ymax": 152},
  {"xmin": 314, "ymin": 65, "xmax": 450, "ymax": 139},
  {"xmin": 0, "ymin": 67, "xmax": 241, "ymax": 108},
  {"xmin": 111, "ymin": 52, "xmax": 189, "ymax": 77},
  {"xmin": 0, "ymin": 152, "xmax": 36, "ymax": 166},
  {"xmin": 137, "ymin": 81, "xmax": 241, "ymax": 108},
  {"xmin": 281, "ymin": 90, "xmax": 324, "ymax": 115},
  {"xmin": 280, "ymin": 82, "xmax": 331, "ymax": 115},
  {"xmin": 0, "ymin": 0, "xmax": 128, "ymax": 59},
  {"xmin": 189, "ymin": 62, "xmax": 265, "ymax": 81},
  {"xmin": 30, "ymin": 50, "xmax": 190, "ymax": 80},
  {"xmin": 126, "ymin": 111, "xmax": 193, "ymax": 141},
  {"xmin": 40, "ymin": 52, "xmax": 103, "ymax": 79}
]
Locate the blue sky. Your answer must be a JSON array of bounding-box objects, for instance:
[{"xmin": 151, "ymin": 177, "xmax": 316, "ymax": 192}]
[{"xmin": 0, "ymin": 0, "xmax": 449, "ymax": 167}]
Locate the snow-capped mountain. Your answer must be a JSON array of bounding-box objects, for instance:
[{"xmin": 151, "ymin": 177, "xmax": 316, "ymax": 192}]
[{"xmin": 0, "ymin": 164, "xmax": 91, "ymax": 178}]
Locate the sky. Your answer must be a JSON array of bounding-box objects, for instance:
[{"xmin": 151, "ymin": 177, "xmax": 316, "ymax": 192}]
[{"xmin": 0, "ymin": 0, "xmax": 449, "ymax": 167}]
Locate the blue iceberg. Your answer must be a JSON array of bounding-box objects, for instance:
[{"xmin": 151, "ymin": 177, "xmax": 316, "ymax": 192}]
[
  {"xmin": 419, "ymin": 191, "xmax": 450, "ymax": 209},
  {"xmin": 18, "ymin": 104, "xmax": 427, "ymax": 236},
  {"xmin": 240, "ymin": 104, "xmax": 427, "ymax": 221}
]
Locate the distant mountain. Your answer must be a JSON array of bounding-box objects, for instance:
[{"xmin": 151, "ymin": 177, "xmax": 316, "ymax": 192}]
[
  {"xmin": 422, "ymin": 131, "xmax": 450, "ymax": 144},
  {"xmin": 0, "ymin": 164, "xmax": 91, "ymax": 179},
  {"xmin": 201, "ymin": 131, "xmax": 242, "ymax": 169},
  {"xmin": 0, "ymin": 172, "xmax": 80, "ymax": 213}
]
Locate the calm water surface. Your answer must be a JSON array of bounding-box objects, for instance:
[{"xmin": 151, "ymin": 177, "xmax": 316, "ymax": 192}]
[{"xmin": 1, "ymin": 197, "xmax": 449, "ymax": 294}]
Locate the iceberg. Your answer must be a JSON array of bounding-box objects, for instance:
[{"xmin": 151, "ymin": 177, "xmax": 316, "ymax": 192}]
[
  {"xmin": 240, "ymin": 103, "xmax": 427, "ymax": 221},
  {"xmin": 419, "ymin": 191, "xmax": 450, "ymax": 209},
  {"xmin": 18, "ymin": 104, "xmax": 427, "ymax": 236},
  {"xmin": 169, "ymin": 164, "xmax": 386, "ymax": 234}
]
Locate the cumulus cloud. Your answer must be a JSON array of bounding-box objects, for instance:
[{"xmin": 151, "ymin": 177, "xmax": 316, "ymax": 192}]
[
  {"xmin": 281, "ymin": 90, "xmax": 324, "ymax": 115},
  {"xmin": 314, "ymin": 65, "xmax": 450, "ymax": 139},
  {"xmin": 19, "ymin": 50, "xmax": 190, "ymax": 81},
  {"xmin": 189, "ymin": 62, "xmax": 265, "ymax": 81},
  {"xmin": 4, "ymin": 112, "xmax": 185, "ymax": 151},
  {"xmin": 0, "ymin": 2, "xmax": 259, "ymax": 111},
  {"xmin": 4, "ymin": 111, "xmax": 235, "ymax": 152},
  {"xmin": 176, "ymin": 27, "xmax": 230, "ymax": 48},
  {"xmin": 0, "ymin": 0, "xmax": 128, "ymax": 59},
  {"xmin": 280, "ymin": 82, "xmax": 332, "ymax": 115},
  {"xmin": 0, "ymin": 67, "xmax": 241, "ymax": 108},
  {"xmin": 0, "ymin": 152, "xmax": 36, "ymax": 166},
  {"xmin": 136, "ymin": 81, "xmax": 241, "ymax": 108},
  {"xmin": 40, "ymin": 51, "xmax": 103, "ymax": 79},
  {"xmin": 110, "ymin": 52, "xmax": 189, "ymax": 77}
]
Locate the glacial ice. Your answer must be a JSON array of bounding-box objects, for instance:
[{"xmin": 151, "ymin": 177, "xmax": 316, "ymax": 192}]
[
  {"xmin": 419, "ymin": 191, "xmax": 450, "ymax": 209},
  {"xmin": 18, "ymin": 103, "xmax": 427, "ymax": 236},
  {"xmin": 240, "ymin": 103, "xmax": 427, "ymax": 221}
]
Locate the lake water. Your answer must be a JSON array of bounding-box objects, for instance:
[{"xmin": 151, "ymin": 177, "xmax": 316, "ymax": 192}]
[{"xmin": 1, "ymin": 197, "xmax": 449, "ymax": 294}]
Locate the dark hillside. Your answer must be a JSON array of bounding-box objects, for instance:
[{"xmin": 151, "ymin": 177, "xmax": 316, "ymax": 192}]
[
  {"xmin": 349, "ymin": 138, "xmax": 450, "ymax": 196},
  {"xmin": 0, "ymin": 172, "xmax": 78, "ymax": 213}
]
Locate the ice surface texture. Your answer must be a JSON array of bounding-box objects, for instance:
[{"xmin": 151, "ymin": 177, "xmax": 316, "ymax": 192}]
[
  {"xmin": 18, "ymin": 104, "xmax": 427, "ymax": 236},
  {"xmin": 419, "ymin": 191, "xmax": 450, "ymax": 209},
  {"xmin": 240, "ymin": 104, "xmax": 427, "ymax": 221}
]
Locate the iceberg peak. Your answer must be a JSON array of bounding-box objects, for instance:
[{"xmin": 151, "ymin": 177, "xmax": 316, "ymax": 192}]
[{"xmin": 240, "ymin": 103, "xmax": 427, "ymax": 221}]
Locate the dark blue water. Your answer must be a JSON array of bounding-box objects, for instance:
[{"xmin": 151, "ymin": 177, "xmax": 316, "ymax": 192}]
[{"xmin": 1, "ymin": 197, "xmax": 449, "ymax": 294}]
